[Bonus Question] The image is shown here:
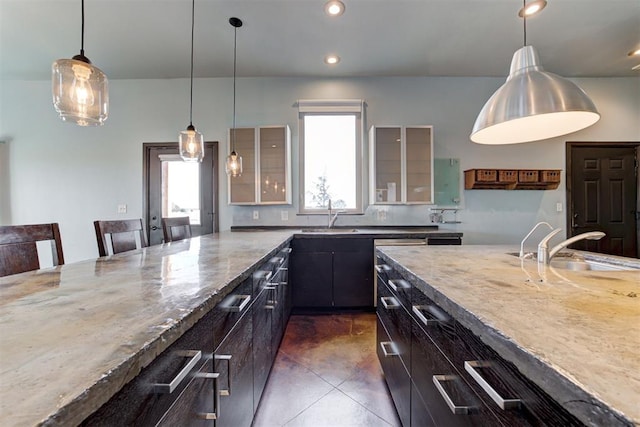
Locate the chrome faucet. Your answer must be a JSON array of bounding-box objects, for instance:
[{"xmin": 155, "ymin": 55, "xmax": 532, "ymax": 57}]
[
  {"xmin": 327, "ymin": 199, "xmax": 345, "ymax": 228},
  {"xmin": 537, "ymin": 230, "xmax": 605, "ymax": 265},
  {"xmin": 519, "ymin": 221, "xmax": 554, "ymax": 258}
]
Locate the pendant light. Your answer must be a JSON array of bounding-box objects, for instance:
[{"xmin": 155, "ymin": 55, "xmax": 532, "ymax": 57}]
[
  {"xmin": 225, "ymin": 17, "xmax": 243, "ymax": 177},
  {"xmin": 179, "ymin": 0, "xmax": 204, "ymax": 162},
  {"xmin": 470, "ymin": 1, "xmax": 600, "ymax": 145},
  {"xmin": 52, "ymin": 0, "xmax": 108, "ymax": 126}
]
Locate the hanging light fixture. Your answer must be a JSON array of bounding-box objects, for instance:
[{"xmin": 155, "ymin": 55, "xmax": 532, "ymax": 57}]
[
  {"xmin": 470, "ymin": 0, "xmax": 600, "ymax": 145},
  {"xmin": 178, "ymin": 0, "xmax": 205, "ymax": 162},
  {"xmin": 225, "ymin": 17, "xmax": 243, "ymax": 176},
  {"xmin": 52, "ymin": 0, "xmax": 108, "ymax": 126}
]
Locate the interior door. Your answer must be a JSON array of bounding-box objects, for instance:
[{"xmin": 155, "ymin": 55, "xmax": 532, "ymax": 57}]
[
  {"xmin": 567, "ymin": 143, "xmax": 638, "ymax": 257},
  {"xmin": 144, "ymin": 142, "xmax": 218, "ymax": 245}
]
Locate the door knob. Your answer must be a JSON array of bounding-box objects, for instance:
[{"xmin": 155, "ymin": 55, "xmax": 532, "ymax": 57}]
[{"xmin": 151, "ymin": 225, "xmax": 159, "ymax": 231}]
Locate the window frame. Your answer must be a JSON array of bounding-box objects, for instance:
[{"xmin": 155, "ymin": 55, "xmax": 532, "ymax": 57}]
[{"xmin": 297, "ymin": 99, "xmax": 364, "ymax": 215}]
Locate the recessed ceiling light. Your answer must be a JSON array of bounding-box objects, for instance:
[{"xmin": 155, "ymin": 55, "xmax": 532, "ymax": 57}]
[
  {"xmin": 628, "ymin": 48, "xmax": 640, "ymax": 57},
  {"xmin": 324, "ymin": 55, "xmax": 340, "ymax": 65},
  {"xmin": 518, "ymin": 0, "xmax": 547, "ymax": 17},
  {"xmin": 324, "ymin": 1, "xmax": 345, "ymax": 17}
]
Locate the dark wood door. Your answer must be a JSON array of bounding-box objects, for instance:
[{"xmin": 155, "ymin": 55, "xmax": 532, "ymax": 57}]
[
  {"xmin": 143, "ymin": 142, "xmax": 218, "ymax": 245},
  {"xmin": 568, "ymin": 143, "xmax": 638, "ymax": 257},
  {"xmin": 291, "ymin": 251, "xmax": 333, "ymax": 307}
]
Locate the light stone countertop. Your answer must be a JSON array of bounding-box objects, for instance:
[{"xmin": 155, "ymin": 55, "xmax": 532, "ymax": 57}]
[
  {"xmin": 0, "ymin": 231, "xmax": 293, "ymax": 427},
  {"xmin": 376, "ymin": 245, "xmax": 640, "ymax": 427}
]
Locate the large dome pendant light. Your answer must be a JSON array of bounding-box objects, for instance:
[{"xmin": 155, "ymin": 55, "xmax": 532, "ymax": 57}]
[
  {"xmin": 179, "ymin": 0, "xmax": 204, "ymax": 162},
  {"xmin": 52, "ymin": 0, "xmax": 108, "ymax": 126},
  {"xmin": 225, "ymin": 17, "xmax": 243, "ymax": 177},
  {"xmin": 470, "ymin": 0, "xmax": 600, "ymax": 145}
]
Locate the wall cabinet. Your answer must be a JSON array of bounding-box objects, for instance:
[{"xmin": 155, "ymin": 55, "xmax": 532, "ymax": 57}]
[
  {"xmin": 84, "ymin": 244, "xmax": 293, "ymax": 426},
  {"xmin": 375, "ymin": 254, "xmax": 585, "ymax": 427},
  {"xmin": 291, "ymin": 237, "xmax": 374, "ymax": 309},
  {"xmin": 369, "ymin": 126, "xmax": 434, "ymax": 204},
  {"xmin": 228, "ymin": 126, "xmax": 292, "ymax": 205}
]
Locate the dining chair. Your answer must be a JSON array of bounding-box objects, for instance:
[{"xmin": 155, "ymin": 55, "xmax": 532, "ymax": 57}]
[
  {"xmin": 0, "ymin": 223, "xmax": 65, "ymax": 277},
  {"xmin": 94, "ymin": 219, "xmax": 148, "ymax": 256},
  {"xmin": 161, "ymin": 216, "xmax": 192, "ymax": 242}
]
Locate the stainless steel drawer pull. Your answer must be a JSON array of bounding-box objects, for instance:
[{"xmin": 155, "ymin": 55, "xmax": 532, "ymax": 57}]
[
  {"xmin": 266, "ymin": 282, "xmax": 280, "ymax": 288},
  {"xmin": 281, "ymin": 247, "xmax": 292, "ymax": 254},
  {"xmin": 388, "ymin": 279, "xmax": 411, "ymax": 292},
  {"xmin": 196, "ymin": 372, "xmax": 221, "ymax": 420},
  {"xmin": 380, "ymin": 296, "xmax": 400, "ymax": 310},
  {"xmin": 432, "ymin": 375, "xmax": 474, "ymax": 415},
  {"xmin": 374, "ymin": 265, "xmax": 385, "ymax": 273},
  {"xmin": 412, "ymin": 305, "xmax": 449, "ymax": 326},
  {"xmin": 254, "ymin": 270, "xmax": 273, "ymax": 281},
  {"xmin": 215, "ymin": 354, "xmax": 232, "ymax": 396},
  {"xmin": 277, "ymin": 266, "xmax": 288, "ymax": 272},
  {"xmin": 154, "ymin": 350, "xmax": 202, "ymax": 394},
  {"xmin": 380, "ymin": 341, "xmax": 399, "ymax": 357},
  {"xmin": 374, "ymin": 264, "xmax": 392, "ymax": 273},
  {"xmin": 222, "ymin": 294, "xmax": 251, "ymax": 313},
  {"xmin": 464, "ymin": 361, "xmax": 521, "ymax": 410}
]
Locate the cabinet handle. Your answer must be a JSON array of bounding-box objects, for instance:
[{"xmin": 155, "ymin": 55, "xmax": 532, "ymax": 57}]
[
  {"xmin": 374, "ymin": 264, "xmax": 391, "ymax": 273},
  {"xmin": 412, "ymin": 305, "xmax": 449, "ymax": 326},
  {"xmin": 196, "ymin": 372, "xmax": 221, "ymax": 420},
  {"xmin": 154, "ymin": 350, "xmax": 202, "ymax": 394},
  {"xmin": 278, "ymin": 266, "xmax": 288, "ymax": 272},
  {"xmin": 380, "ymin": 296, "xmax": 400, "ymax": 310},
  {"xmin": 266, "ymin": 282, "xmax": 279, "ymax": 288},
  {"xmin": 281, "ymin": 247, "xmax": 292, "ymax": 254},
  {"xmin": 388, "ymin": 279, "xmax": 411, "ymax": 292},
  {"xmin": 380, "ymin": 341, "xmax": 399, "ymax": 357},
  {"xmin": 254, "ymin": 270, "xmax": 273, "ymax": 281},
  {"xmin": 432, "ymin": 375, "xmax": 475, "ymax": 415},
  {"xmin": 222, "ymin": 294, "xmax": 251, "ymax": 313},
  {"xmin": 374, "ymin": 265, "xmax": 384, "ymax": 273},
  {"xmin": 464, "ymin": 361, "xmax": 521, "ymax": 410},
  {"xmin": 215, "ymin": 354, "xmax": 232, "ymax": 396}
]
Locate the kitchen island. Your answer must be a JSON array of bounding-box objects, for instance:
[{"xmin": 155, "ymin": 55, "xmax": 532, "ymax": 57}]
[{"xmin": 377, "ymin": 244, "xmax": 640, "ymax": 426}]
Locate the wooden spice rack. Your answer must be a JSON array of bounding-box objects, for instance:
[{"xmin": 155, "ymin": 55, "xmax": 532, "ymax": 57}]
[{"xmin": 464, "ymin": 169, "xmax": 561, "ymax": 190}]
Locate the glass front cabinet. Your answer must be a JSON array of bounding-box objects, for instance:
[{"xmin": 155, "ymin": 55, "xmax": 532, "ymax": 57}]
[
  {"xmin": 369, "ymin": 126, "xmax": 434, "ymax": 204},
  {"xmin": 228, "ymin": 125, "xmax": 292, "ymax": 205}
]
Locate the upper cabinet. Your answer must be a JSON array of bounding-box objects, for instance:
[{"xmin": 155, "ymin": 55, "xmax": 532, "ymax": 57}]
[
  {"xmin": 369, "ymin": 126, "xmax": 434, "ymax": 204},
  {"xmin": 228, "ymin": 125, "xmax": 292, "ymax": 205}
]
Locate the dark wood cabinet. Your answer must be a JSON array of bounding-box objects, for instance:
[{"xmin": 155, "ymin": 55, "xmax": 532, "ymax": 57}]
[
  {"xmin": 291, "ymin": 237, "xmax": 373, "ymax": 309},
  {"xmin": 252, "ymin": 285, "xmax": 274, "ymax": 413}
]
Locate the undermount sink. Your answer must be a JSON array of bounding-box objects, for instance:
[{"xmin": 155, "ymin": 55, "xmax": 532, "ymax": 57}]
[
  {"xmin": 300, "ymin": 228, "xmax": 359, "ymax": 233},
  {"xmin": 507, "ymin": 252, "xmax": 637, "ymax": 271}
]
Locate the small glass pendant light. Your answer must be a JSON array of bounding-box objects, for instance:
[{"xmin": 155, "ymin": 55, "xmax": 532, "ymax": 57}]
[
  {"xmin": 179, "ymin": 0, "xmax": 204, "ymax": 162},
  {"xmin": 52, "ymin": 0, "xmax": 108, "ymax": 126},
  {"xmin": 225, "ymin": 17, "xmax": 243, "ymax": 177}
]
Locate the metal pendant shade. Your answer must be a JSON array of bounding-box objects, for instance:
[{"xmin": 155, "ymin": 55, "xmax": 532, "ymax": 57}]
[
  {"xmin": 52, "ymin": 0, "xmax": 108, "ymax": 126},
  {"xmin": 179, "ymin": 0, "xmax": 204, "ymax": 162},
  {"xmin": 226, "ymin": 17, "xmax": 244, "ymax": 177},
  {"xmin": 470, "ymin": 4, "xmax": 600, "ymax": 145}
]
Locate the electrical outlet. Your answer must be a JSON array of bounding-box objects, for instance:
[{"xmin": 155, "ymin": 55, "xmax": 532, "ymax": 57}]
[
  {"xmin": 556, "ymin": 202, "xmax": 563, "ymax": 212},
  {"xmin": 253, "ymin": 210, "xmax": 259, "ymax": 220},
  {"xmin": 281, "ymin": 210, "xmax": 289, "ymax": 221},
  {"xmin": 117, "ymin": 204, "xmax": 127, "ymax": 214},
  {"xmin": 377, "ymin": 210, "xmax": 387, "ymax": 221}
]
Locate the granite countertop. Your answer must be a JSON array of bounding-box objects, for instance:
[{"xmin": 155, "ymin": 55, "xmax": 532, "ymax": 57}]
[
  {"xmin": 376, "ymin": 245, "xmax": 640, "ymax": 427},
  {"xmin": 0, "ymin": 231, "xmax": 293, "ymax": 427}
]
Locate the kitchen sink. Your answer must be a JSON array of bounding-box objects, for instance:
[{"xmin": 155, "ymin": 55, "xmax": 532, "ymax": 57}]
[
  {"xmin": 507, "ymin": 252, "xmax": 638, "ymax": 271},
  {"xmin": 300, "ymin": 228, "xmax": 359, "ymax": 233}
]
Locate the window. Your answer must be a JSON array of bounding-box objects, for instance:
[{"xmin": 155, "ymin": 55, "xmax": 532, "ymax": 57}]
[{"xmin": 298, "ymin": 99, "xmax": 363, "ymax": 213}]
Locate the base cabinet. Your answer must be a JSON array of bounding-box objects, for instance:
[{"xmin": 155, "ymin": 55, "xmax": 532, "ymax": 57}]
[{"xmin": 376, "ymin": 252, "xmax": 586, "ymax": 427}]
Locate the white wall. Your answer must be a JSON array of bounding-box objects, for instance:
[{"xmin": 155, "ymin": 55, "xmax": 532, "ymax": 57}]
[{"xmin": 1, "ymin": 76, "xmax": 638, "ymax": 262}]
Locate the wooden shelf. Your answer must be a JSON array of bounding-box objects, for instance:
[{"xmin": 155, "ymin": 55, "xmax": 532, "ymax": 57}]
[{"xmin": 464, "ymin": 169, "xmax": 561, "ymax": 190}]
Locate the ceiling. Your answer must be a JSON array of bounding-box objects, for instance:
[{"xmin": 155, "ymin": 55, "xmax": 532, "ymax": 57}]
[{"xmin": 1, "ymin": 0, "xmax": 639, "ymax": 81}]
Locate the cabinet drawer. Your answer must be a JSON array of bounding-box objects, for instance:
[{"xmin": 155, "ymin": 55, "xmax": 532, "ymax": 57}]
[
  {"xmin": 212, "ymin": 278, "xmax": 253, "ymax": 348},
  {"xmin": 411, "ymin": 320, "xmax": 500, "ymax": 426},
  {"xmin": 252, "ymin": 287, "xmax": 273, "ymax": 413},
  {"xmin": 377, "ymin": 281, "xmax": 411, "ymax": 370},
  {"xmin": 377, "ymin": 315, "xmax": 411, "ymax": 427}
]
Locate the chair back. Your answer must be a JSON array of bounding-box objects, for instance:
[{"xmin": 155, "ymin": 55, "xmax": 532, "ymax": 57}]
[
  {"xmin": 94, "ymin": 219, "xmax": 148, "ymax": 256},
  {"xmin": 162, "ymin": 216, "xmax": 192, "ymax": 242},
  {"xmin": 0, "ymin": 223, "xmax": 65, "ymax": 277}
]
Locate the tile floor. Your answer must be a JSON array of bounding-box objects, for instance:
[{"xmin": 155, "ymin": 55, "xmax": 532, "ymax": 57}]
[{"xmin": 253, "ymin": 313, "xmax": 401, "ymax": 427}]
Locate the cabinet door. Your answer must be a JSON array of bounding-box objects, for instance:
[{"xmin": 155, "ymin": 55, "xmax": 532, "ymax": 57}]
[
  {"xmin": 291, "ymin": 251, "xmax": 333, "ymax": 307},
  {"xmin": 215, "ymin": 312, "xmax": 254, "ymax": 427},
  {"xmin": 333, "ymin": 248, "xmax": 374, "ymax": 308},
  {"xmin": 259, "ymin": 127, "xmax": 290, "ymax": 204},
  {"xmin": 372, "ymin": 126, "xmax": 402, "ymax": 203},
  {"xmin": 405, "ymin": 127, "xmax": 433, "ymax": 203},
  {"xmin": 252, "ymin": 288, "xmax": 273, "ymax": 413},
  {"xmin": 229, "ymin": 128, "xmax": 257, "ymax": 204}
]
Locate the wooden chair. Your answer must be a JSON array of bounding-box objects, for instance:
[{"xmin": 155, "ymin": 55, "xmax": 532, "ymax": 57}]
[
  {"xmin": 0, "ymin": 223, "xmax": 65, "ymax": 277},
  {"xmin": 94, "ymin": 219, "xmax": 148, "ymax": 256},
  {"xmin": 162, "ymin": 216, "xmax": 192, "ymax": 242}
]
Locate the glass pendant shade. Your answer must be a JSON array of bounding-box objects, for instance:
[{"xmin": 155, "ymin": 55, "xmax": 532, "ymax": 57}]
[
  {"xmin": 471, "ymin": 46, "xmax": 600, "ymax": 145},
  {"xmin": 225, "ymin": 151, "xmax": 243, "ymax": 177},
  {"xmin": 179, "ymin": 125, "xmax": 204, "ymax": 162},
  {"xmin": 52, "ymin": 56, "xmax": 108, "ymax": 126}
]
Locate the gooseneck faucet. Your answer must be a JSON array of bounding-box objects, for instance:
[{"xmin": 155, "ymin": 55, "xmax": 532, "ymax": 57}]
[
  {"xmin": 327, "ymin": 199, "xmax": 345, "ymax": 228},
  {"xmin": 537, "ymin": 230, "xmax": 606, "ymax": 265},
  {"xmin": 519, "ymin": 221, "xmax": 554, "ymax": 258}
]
